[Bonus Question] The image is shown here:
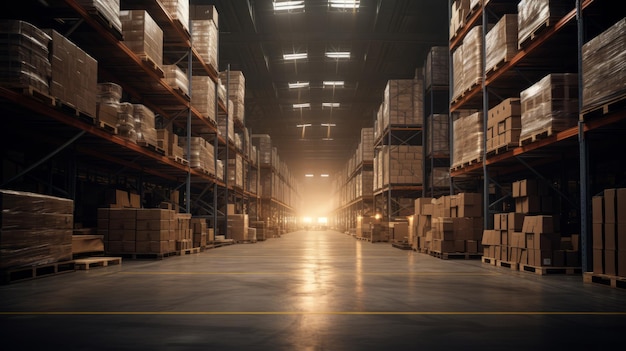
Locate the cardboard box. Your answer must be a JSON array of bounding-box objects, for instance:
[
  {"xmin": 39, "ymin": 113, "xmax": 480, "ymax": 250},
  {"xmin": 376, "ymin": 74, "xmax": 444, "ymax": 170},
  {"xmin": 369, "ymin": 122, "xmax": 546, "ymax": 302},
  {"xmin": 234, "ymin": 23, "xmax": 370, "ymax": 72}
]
[
  {"xmin": 604, "ymin": 249, "xmax": 617, "ymax": 276},
  {"xmin": 593, "ymin": 249, "xmax": 604, "ymax": 274}
]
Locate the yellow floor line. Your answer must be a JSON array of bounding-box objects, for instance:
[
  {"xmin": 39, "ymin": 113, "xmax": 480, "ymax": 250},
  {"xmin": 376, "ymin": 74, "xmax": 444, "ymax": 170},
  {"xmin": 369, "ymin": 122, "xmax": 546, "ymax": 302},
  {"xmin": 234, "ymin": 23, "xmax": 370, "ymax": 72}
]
[
  {"xmin": 119, "ymin": 271, "xmax": 500, "ymax": 276},
  {"xmin": 1, "ymin": 311, "xmax": 625, "ymax": 316}
]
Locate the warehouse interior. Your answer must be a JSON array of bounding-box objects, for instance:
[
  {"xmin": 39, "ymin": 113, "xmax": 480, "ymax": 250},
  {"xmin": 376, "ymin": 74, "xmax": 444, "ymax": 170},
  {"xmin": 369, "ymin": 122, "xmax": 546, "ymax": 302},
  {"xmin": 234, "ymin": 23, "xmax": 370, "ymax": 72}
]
[{"xmin": 1, "ymin": 0, "xmax": 626, "ymax": 349}]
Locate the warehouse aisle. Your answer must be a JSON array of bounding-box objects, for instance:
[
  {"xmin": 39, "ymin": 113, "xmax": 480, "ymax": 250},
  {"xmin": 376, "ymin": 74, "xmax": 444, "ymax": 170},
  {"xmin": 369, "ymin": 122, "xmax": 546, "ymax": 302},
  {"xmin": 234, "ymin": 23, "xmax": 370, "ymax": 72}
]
[{"xmin": 1, "ymin": 230, "xmax": 625, "ymax": 350}]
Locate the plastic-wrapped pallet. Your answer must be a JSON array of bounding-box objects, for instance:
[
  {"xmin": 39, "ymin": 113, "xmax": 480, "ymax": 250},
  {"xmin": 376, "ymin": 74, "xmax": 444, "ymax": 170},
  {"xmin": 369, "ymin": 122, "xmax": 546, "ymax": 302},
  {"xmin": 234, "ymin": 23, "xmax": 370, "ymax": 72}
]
[
  {"xmin": 463, "ymin": 25, "xmax": 484, "ymax": 92},
  {"xmin": 219, "ymin": 70, "xmax": 246, "ymax": 123},
  {"xmin": 192, "ymin": 19, "xmax": 219, "ymax": 70},
  {"xmin": 191, "ymin": 75, "xmax": 216, "ymax": 122},
  {"xmin": 163, "ymin": 65, "xmax": 189, "ymax": 96},
  {"xmin": 452, "ymin": 110, "xmax": 483, "ymax": 168},
  {"xmin": 519, "ymin": 73, "xmax": 578, "ymax": 143},
  {"xmin": 582, "ymin": 18, "xmax": 626, "ymax": 111},
  {"xmin": 424, "ymin": 46, "xmax": 449, "ymax": 89},
  {"xmin": 0, "ymin": 20, "xmax": 52, "ymax": 94},
  {"xmin": 0, "ymin": 189, "xmax": 73, "ymax": 270},
  {"xmin": 133, "ymin": 104, "xmax": 157, "ymax": 147},
  {"xmin": 517, "ymin": 0, "xmax": 571, "ymax": 49},
  {"xmin": 252, "ymin": 134, "xmax": 272, "ymax": 166},
  {"xmin": 96, "ymin": 82, "xmax": 122, "ymax": 128},
  {"xmin": 161, "ymin": 0, "xmax": 190, "ymax": 33},
  {"xmin": 383, "ymin": 79, "xmax": 418, "ymax": 127},
  {"xmin": 486, "ymin": 14, "xmax": 518, "ymax": 74},
  {"xmin": 120, "ymin": 10, "xmax": 163, "ymax": 68},
  {"xmin": 179, "ymin": 136, "xmax": 215, "ymax": 175},
  {"xmin": 77, "ymin": 0, "xmax": 122, "ymax": 33},
  {"xmin": 117, "ymin": 102, "xmax": 137, "ymax": 142},
  {"xmin": 452, "ymin": 45, "xmax": 464, "ymax": 101}
]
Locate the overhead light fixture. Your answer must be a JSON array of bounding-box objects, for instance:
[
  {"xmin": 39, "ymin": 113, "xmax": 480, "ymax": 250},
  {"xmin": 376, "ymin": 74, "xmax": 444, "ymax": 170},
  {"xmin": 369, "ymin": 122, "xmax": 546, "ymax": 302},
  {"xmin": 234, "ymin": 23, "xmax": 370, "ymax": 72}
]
[
  {"xmin": 293, "ymin": 103, "xmax": 310, "ymax": 109},
  {"xmin": 274, "ymin": 1, "xmax": 305, "ymax": 12},
  {"xmin": 283, "ymin": 53, "xmax": 308, "ymax": 60},
  {"xmin": 321, "ymin": 123, "xmax": 336, "ymax": 141},
  {"xmin": 305, "ymin": 174, "xmax": 315, "ymax": 177},
  {"xmin": 321, "ymin": 123, "xmax": 336, "ymax": 127},
  {"xmin": 325, "ymin": 51, "xmax": 350, "ymax": 59},
  {"xmin": 329, "ymin": 0, "xmax": 360, "ymax": 9},
  {"xmin": 289, "ymin": 81, "xmax": 310, "ymax": 89},
  {"xmin": 323, "ymin": 81, "xmax": 344, "ymax": 87},
  {"xmin": 297, "ymin": 123, "xmax": 312, "ymax": 139},
  {"xmin": 320, "ymin": 174, "xmax": 330, "ymax": 177},
  {"xmin": 322, "ymin": 102, "xmax": 340, "ymax": 108}
]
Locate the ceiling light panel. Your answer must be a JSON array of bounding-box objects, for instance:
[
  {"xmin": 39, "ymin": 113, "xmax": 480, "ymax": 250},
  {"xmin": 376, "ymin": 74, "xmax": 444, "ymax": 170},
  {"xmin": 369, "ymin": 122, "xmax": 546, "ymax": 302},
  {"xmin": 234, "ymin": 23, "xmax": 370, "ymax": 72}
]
[
  {"xmin": 325, "ymin": 51, "xmax": 350, "ymax": 59},
  {"xmin": 293, "ymin": 103, "xmax": 310, "ymax": 109},
  {"xmin": 274, "ymin": 1, "xmax": 305, "ymax": 12},
  {"xmin": 283, "ymin": 53, "xmax": 308, "ymax": 60},
  {"xmin": 322, "ymin": 102, "xmax": 340, "ymax": 108},
  {"xmin": 289, "ymin": 81, "xmax": 310, "ymax": 89},
  {"xmin": 323, "ymin": 81, "xmax": 345, "ymax": 87},
  {"xmin": 329, "ymin": 0, "xmax": 360, "ymax": 9}
]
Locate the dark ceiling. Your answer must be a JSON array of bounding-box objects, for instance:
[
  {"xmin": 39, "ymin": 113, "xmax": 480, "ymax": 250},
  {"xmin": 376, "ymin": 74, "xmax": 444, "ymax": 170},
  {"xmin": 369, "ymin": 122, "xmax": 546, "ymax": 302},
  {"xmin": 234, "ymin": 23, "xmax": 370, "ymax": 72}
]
[{"xmin": 200, "ymin": 0, "xmax": 449, "ymax": 177}]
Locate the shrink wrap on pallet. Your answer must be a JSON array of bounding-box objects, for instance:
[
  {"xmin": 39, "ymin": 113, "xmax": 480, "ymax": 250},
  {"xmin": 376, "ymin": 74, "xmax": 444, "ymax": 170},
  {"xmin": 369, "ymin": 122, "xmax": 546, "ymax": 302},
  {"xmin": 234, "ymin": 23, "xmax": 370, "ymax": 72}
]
[
  {"xmin": 582, "ymin": 18, "xmax": 626, "ymax": 111},
  {"xmin": 451, "ymin": 110, "xmax": 483, "ymax": 169},
  {"xmin": 486, "ymin": 14, "xmax": 518, "ymax": 74},
  {"xmin": 120, "ymin": 10, "xmax": 163, "ymax": 69},
  {"xmin": 520, "ymin": 73, "xmax": 578, "ymax": 143},
  {"xmin": 0, "ymin": 190, "xmax": 73, "ymax": 270}
]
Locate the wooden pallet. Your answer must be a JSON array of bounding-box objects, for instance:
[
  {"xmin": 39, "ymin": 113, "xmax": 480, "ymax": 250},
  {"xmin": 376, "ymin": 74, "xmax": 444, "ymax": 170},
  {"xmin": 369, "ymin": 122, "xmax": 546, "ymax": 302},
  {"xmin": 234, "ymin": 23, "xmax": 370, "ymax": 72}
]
[
  {"xmin": 235, "ymin": 240, "xmax": 257, "ymax": 244},
  {"xmin": 580, "ymin": 94, "xmax": 626, "ymax": 121},
  {"xmin": 520, "ymin": 264, "xmax": 582, "ymax": 275},
  {"xmin": 97, "ymin": 120, "xmax": 118, "ymax": 134},
  {"xmin": 168, "ymin": 155, "xmax": 189, "ymax": 166},
  {"xmin": 583, "ymin": 272, "xmax": 626, "ymax": 289},
  {"xmin": 137, "ymin": 55, "xmax": 165, "ymax": 78},
  {"xmin": 392, "ymin": 242, "xmax": 412, "ymax": 250},
  {"xmin": 55, "ymin": 99, "xmax": 96, "ymax": 123},
  {"xmin": 481, "ymin": 256, "xmax": 497, "ymax": 266},
  {"xmin": 176, "ymin": 247, "xmax": 203, "ymax": 256},
  {"xmin": 518, "ymin": 17, "xmax": 554, "ymax": 50},
  {"xmin": 106, "ymin": 252, "xmax": 176, "ymax": 260},
  {"xmin": 1, "ymin": 261, "xmax": 75, "ymax": 284},
  {"xmin": 429, "ymin": 251, "xmax": 483, "ymax": 260},
  {"xmin": 519, "ymin": 127, "xmax": 555, "ymax": 146},
  {"xmin": 17, "ymin": 85, "xmax": 55, "ymax": 106},
  {"xmin": 497, "ymin": 260, "xmax": 520, "ymax": 271},
  {"xmin": 74, "ymin": 257, "xmax": 122, "ymax": 270},
  {"xmin": 137, "ymin": 140, "xmax": 166, "ymax": 155},
  {"xmin": 84, "ymin": 7, "xmax": 123, "ymax": 40},
  {"xmin": 486, "ymin": 143, "xmax": 518, "ymax": 156}
]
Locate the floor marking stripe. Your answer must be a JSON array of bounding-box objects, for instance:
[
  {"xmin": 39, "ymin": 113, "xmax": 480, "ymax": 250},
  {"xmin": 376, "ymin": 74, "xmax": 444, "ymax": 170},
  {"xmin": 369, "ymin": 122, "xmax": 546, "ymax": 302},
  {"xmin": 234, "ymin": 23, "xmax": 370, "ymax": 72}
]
[
  {"xmin": 118, "ymin": 271, "xmax": 500, "ymax": 276},
  {"xmin": 1, "ymin": 311, "xmax": 626, "ymax": 316}
]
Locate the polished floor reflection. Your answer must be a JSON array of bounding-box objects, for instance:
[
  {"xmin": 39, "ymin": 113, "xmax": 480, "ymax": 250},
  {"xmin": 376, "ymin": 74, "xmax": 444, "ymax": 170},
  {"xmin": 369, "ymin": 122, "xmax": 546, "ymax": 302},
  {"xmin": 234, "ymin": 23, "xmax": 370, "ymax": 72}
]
[{"xmin": 1, "ymin": 230, "xmax": 626, "ymax": 350}]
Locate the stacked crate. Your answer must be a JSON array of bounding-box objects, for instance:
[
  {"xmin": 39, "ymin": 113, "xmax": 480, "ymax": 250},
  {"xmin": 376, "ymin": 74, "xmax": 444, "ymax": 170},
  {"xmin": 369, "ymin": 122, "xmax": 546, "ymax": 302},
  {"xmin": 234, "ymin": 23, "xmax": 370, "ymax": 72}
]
[
  {"xmin": 431, "ymin": 193, "xmax": 483, "ymax": 255},
  {"xmin": 517, "ymin": 0, "xmax": 572, "ymax": 49},
  {"xmin": 135, "ymin": 209, "xmax": 176, "ymax": 254},
  {"xmin": 175, "ymin": 213, "xmax": 193, "ymax": 251},
  {"xmin": 411, "ymin": 197, "xmax": 435, "ymax": 251},
  {"xmin": 191, "ymin": 75, "xmax": 216, "ymax": 123},
  {"xmin": 228, "ymin": 214, "xmax": 250, "ymax": 242},
  {"xmin": 191, "ymin": 4, "xmax": 219, "ymax": 70},
  {"xmin": 592, "ymin": 188, "xmax": 626, "ymax": 277},
  {"xmin": 133, "ymin": 104, "xmax": 158, "ymax": 148},
  {"xmin": 163, "ymin": 65, "xmax": 189, "ymax": 96},
  {"xmin": 179, "ymin": 136, "xmax": 215, "ymax": 175},
  {"xmin": 157, "ymin": 129, "xmax": 185, "ymax": 162},
  {"xmin": 0, "ymin": 190, "xmax": 73, "ymax": 271},
  {"xmin": 120, "ymin": 10, "xmax": 163, "ymax": 71},
  {"xmin": 45, "ymin": 29, "xmax": 98, "ymax": 117},
  {"xmin": 96, "ymin": 82, "xmax": 122, "ymax": 131},
  {"xmin": 77, "ymin": 0, "xmax": 122, "ymax": 34},
  {"xmin": 486, "ymin": 98, "xmax": 522, "ymax": 153},
  {"xmin": 191, "ymin": 218, "xmax": 208, "ymax": 248},
  {"xmin": 219, "ymin": 70, "xmax": 246, "ymax": 124},
  {"xmin": 161, "ymin": 0, "xmax": 190, "ymax": 33},
  {"xmin": 451, "ymin": 110, "xmax": 483, "ymax": 169}
]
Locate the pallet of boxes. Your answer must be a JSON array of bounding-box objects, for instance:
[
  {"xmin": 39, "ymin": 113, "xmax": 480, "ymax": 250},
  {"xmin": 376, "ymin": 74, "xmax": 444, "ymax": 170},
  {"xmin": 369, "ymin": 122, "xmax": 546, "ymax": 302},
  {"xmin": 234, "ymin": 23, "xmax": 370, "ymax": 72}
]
[
  {"xmin": 584, "ymin": 188, "xmax": 626, "ymax": 288},
  {"xmin": 1, "ymin": 189, "xmax": 75, "ymax": 284},
  {"xmin": 97, "ymin": 189, "xmax": 206, "ymax": 258},
  {"xmin": 481, "ymin": 179, "xmax": 581, "ymax": 275},
  {"xmin": 411, "ymin": 193, "xmax": 483, "ymax": 259}
]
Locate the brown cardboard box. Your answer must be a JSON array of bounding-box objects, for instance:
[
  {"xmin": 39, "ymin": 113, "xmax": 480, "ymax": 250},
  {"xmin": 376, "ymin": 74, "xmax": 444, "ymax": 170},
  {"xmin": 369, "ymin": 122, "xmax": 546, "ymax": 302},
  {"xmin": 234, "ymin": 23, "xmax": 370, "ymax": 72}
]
[
  {"xmin": 593, "ymin": 249, "xmax": 604, "ymax": 274},
  {"xmin": 604, "ymin": 188, "xmax": 617, "ymax": 223},
  {"xmin": 604, "ymin": 249, "xmax": 617, "ymax": 276},
  {"xmin": 604, "ymin": 223, "xmax": 617, "ymax": 250},
  {"xmin": 618, "ymin": 251, "xmax": 626, "ymax": 277}
]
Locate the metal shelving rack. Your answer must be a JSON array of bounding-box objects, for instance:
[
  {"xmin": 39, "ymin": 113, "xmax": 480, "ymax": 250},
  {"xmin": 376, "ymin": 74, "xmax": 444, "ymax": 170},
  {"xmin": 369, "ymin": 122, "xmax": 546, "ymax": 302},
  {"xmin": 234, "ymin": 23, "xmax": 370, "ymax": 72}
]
[{"xmin": 448, "ymin": 0, "xmax": 626, "ymax": 272}]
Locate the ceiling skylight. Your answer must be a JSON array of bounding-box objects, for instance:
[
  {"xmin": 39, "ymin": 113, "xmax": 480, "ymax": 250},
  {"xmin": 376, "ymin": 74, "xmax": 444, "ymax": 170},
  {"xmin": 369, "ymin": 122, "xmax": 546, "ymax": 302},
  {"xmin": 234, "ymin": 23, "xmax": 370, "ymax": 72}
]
[
  {"xmin": 274, "ymin": 1, "xmax": 305, "ymax": 12},
  {"xmin": 283, "ymin": 53, "xmax": 308, "ymax": 60},
  {"xmin": 325, "ymin": 51, "xmax": 350, "ymax": 59},
  {"xmin": 289, "ymin": 81, "xmax": 310, "ymax": 89}
]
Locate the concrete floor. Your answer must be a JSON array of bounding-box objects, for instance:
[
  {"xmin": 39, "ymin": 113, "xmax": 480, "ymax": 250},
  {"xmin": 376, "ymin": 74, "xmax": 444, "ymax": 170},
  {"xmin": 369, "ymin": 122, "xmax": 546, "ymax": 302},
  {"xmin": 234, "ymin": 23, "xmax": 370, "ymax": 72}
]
[{"xmin": 1, "ymin": 230, "xmax": 625, "ymax": 350}]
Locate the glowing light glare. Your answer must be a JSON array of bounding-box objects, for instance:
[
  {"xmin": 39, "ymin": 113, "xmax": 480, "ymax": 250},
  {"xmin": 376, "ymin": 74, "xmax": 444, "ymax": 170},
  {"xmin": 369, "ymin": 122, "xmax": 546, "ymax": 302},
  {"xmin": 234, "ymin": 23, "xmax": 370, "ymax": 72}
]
[
  {"xmin": 304, "ymin": 174, "xmax": 314, "ymax": 177},
  {"xmin": 289, "ymin": 81, "xmax": 310, "ymax": 89},
  {"xmin": 320, "ymin": 174, "xmax": 330, "ymax": 177},
  {"xmin": 274, "ymin": 1, "xmax": 305, "ymax": 11},
  {"xmin": 374, "ymin": 213, "xmax": 381, "ymax": 220},
  {"xmin": 302, "ymin": 216, "xmax": 312, "ymax": 223},
  {"xmin": 325, "ymin": 51, "xmax": 351, "ymax": 59},
  {"xmin": 329, "ymin": 0, "xmax": 360, "ymax": 9},
  {"xmin": 323, "ymin": 80, "xmax": 344, "ymax": 87},
  {"xmin": 283, "ymin": 53, "xmax": 308, "ymax": 60},
  {"xmin": 293, "ymin": 102, "xmax": 310, "ymax": 109},
  {"xmin": 322, "ymin": 102, "xmax": 340, "ymax": 108},
  {"xmin": 317, "ymin": 217, "xmax": 328, "ymax": 224}
]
